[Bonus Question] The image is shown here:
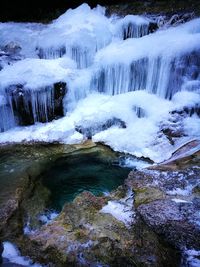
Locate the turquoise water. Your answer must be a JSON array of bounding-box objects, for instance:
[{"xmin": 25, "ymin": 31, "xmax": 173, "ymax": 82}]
[{"xmin": 42, "ymin": 151, "xmax": 131, "ymax": 211}]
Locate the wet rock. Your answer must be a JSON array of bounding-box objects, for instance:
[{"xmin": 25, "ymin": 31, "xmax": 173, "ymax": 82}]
[
  {"xmin": 75, "ymin": 117, "xmax": 126, "ymax": 139},
  {"xmin": 149, "ymin": 21, "xmax": 158, "ymax": 33},
  {"xmin": 53, "ymin": 82, "xmax": 66, "ymax": 118},
  {"xmin": 193, "ymin": 185, "xmax": 200, "ymax": 196},
  {"xmin": 0, "ymin": 144, "xmax": 68, "ymax": 239}
]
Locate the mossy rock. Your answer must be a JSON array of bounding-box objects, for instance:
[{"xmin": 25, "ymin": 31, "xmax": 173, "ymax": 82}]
[{"xmin": 134, "ymin": 187, "xmax": 165, "ymax": 207}]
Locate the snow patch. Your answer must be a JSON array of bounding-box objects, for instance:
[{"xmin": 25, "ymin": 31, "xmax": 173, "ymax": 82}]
[
  {"xmin": 100, "ymin": 190, "xmax": 134, "ymax": 227},
  {"xmin": 2, "ymin": 241, "xmax": 42, "ymax": 266}
]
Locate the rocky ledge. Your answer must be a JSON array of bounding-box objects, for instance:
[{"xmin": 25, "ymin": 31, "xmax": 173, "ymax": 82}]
[{"xmin": 0, "ymin": 140, "xmax": 200, "ymax": 266}]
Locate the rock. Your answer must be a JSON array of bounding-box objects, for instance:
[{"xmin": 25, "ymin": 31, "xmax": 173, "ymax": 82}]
[
  {"xmin": 53, "ymin": 82, "xmax": 66, "ymax": 118},
  {"xmin": 0, "ymin": 42, "xmax": 23, "ymax": 71},
  {"xmin": 0, "ymin": 143, "xmax": 67, "ymax": 239},
  {"xmin": 126, "ymin": 165, "xmax": 200, "ymax": 253},
  {"xmin": 3, "ymin": 42, "xmax": 21, "ymax": 55},
  {"xmin": 0, "ymin": 241, "xmax": 3, "ymax": 264},
  {"xmin": 149, "ymin": 22, "xmax": 158, "ymax": 33},
  {"xmin": 150, "ymin": 139, "xmax": 200, "ymax": 170},
  {"xmin": 106, "ymin": 2, "xmax": 199, "ymax": 17},
  {"xmin": 19, "ymin": 191, "xmax": 180, "ymax": 266},
  {"xmin": 127, "ymin": 167, "xmax": 200, "ymax": 201},
  {"xmin": 1, "ymin": 142, "xmax": 199, "ymax": 266},
  {"xmin": 0, "ymin": 142, "xmax": 122, "ymax": 240},
  {"xmin": 161, "ymin": 13, "xmax": 195, "ymax": 28},
  {"xmin": 138, "ymin": 199, "xmax": 200, "ymax": 249},
  {"xmin": 75, "ymin": 117, "xmax": 126, "ymax": 139},
  {"xmin": 193, "ymin": 185, "xmax": 200, "ymax": 196},
  {"xmin": 134, "ymin": 187, "xmax": 165, "ymax": 207}
]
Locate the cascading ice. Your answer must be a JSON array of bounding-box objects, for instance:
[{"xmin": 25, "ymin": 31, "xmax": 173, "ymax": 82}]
[
  {"xmin": 0, "ymin": 4, "xmax": 199, "ymax": 158},
  {"xmin": 92, "ymin": 18, "xmax": 200, "ymax": 99},
  {"xmin": 114, "ymin": 15, "xmax": 155, "ymax": 39}
]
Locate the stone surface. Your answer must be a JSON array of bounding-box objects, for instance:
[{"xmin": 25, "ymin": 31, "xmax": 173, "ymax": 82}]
[
  {"xmin": 19, "ymin": 191, "xmax": 180, "ymax": 267},
  {"xmin": 138, "ymin": 199, "xmax": 200, "ymax": 249},
  {"xmin": 134, "ymin": 187, "xmax": 165, "ymax": 207},
  {"xmin": 150, "ymin": 139, "xmax": 200, "ymax": 170},
  {"xmin": 0, "ymin": 140, "xmax": 199, "ymax": 266},
  {"xmin": 126, "ymin": 163, "xmax": 200, "ymax": 253}
]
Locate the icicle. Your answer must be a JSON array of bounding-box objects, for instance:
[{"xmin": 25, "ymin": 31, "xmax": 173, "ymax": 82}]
[
  {"xmin": 115, "ymin": 15, "xmax": 156, "ymax": 40},
  {"xmin": 65, "ymin": 46, "xmax": 93, "ymax": 69},
  {"xmin": 36, "ymin": 46, "xmax": 66, "ymax": 59},
  {"xmin": 91, "ymin": 51, "xmax": 200, "ymax": 99},
  {"xmin": 0, "ymin": 103, "xmax": 15, "ymax": 132}
]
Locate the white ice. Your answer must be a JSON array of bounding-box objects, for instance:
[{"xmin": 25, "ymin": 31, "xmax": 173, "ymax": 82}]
[
  {"xmin": 2, "ymin": 241, "xmax": 42, "ymax": 266},
  {"xmin": 0, "ymin": 90, "xmax": 199, "ymax": 163},
  {"xmin": 100, "ymin": 190, "xmax": 134, "ymax": 226},
  {"xmin": 0, "ymin": 5, "xmax": 199, "ymax": 163}
]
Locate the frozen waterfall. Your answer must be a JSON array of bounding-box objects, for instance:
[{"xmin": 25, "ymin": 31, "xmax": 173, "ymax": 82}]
[{"xmin": 0, "ymin": 4, "xmax": 199, "ymax": 162}]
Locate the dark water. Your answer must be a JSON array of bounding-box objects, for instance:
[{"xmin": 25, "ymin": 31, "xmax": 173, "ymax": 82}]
[{"xmin": 41, "ymin": 151, "xmax": 131, "ymax": 211}]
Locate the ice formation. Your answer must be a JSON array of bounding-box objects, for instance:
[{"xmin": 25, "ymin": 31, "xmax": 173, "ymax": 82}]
[{"xmin": 0, "ymin": 4, "xmax": 199, "ymax": 162}]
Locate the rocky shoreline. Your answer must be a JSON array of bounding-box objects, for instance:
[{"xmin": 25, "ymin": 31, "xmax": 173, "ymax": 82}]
[{"xmin": 0, "ymin": 140, "xmax": 199, "ymax": 266}]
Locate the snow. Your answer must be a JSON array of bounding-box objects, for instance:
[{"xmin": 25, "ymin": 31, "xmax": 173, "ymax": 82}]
[
  {"xmin": 172, "ymin": 198, "xmax": 192, "ymax": 203},
  {"xmin": 2, "ymin": 241, "xmax": 42, "ymax": 266},
  {"xmin": 167, "ymin": 185, "xmax": 194, "ymax": 196},
  {"xmin": 0, "ymin": 89, "xmax": 199, "ymax": 163},
  {"xmin": 100, "ymin": 190, "xmax": 134, "ymax": 227},
  {"xmin": 0, "ymin": 5, "xmax": 199, "ymax": 163},
  {"xmin": 119, "ymin": 156, "xmax": 151, "ymax": 169},
  {"xmin": 0, "ymin": 57, "xmax": 76, "ymax": 89},
  {"xmin": 113, "ymin": 15, "xmax": 150, "ymax": 39},
  {"xmin": 39, "ymin": 211, "xmax": 59, "ymax": 225},
  {"xmin": 95, "ymin": 19, "xmax": 200, "ymax": 66},
  {"xmin": 183, "ymin": 249, "xmax": 200, "ymax": 267},
  {"xmin": 172, "ymin": 91, "xmax": 200, "ymax": 108}
]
